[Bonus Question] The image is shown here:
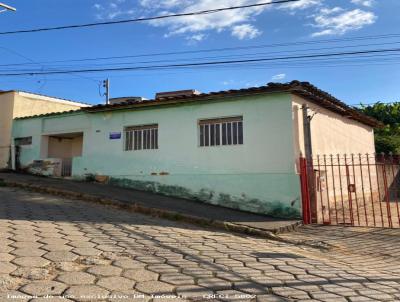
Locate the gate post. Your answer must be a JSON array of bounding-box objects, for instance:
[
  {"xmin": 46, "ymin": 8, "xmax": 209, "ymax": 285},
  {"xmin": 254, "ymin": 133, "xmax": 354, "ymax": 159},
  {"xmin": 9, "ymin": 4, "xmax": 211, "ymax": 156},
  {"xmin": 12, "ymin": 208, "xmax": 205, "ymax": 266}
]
[{"xmin": 300, "ymin": 157, "xmax": 312, "ymax": 224}]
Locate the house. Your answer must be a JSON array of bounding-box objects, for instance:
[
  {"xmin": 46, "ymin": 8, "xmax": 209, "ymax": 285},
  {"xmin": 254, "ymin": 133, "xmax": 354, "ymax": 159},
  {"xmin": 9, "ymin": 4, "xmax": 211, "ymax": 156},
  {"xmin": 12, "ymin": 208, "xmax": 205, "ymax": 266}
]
[
  {"xmin": 10, "ymin": 81, "xmax": 379, "ymax": 218},
  {"xmin": 0, "ymin": 90, "xmax": 89, "ymax": 169}
]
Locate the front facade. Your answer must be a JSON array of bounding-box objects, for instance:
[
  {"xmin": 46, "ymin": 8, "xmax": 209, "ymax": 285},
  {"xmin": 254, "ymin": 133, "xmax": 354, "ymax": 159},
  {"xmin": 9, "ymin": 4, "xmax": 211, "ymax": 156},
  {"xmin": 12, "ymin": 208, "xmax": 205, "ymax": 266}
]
[
  {"xmin": 11, "ymin": 81, "xmax": 378, "ymax": 218},
  {"xmin": 0, "ymin": 90, "xmax": 88, "ymax": 169}
]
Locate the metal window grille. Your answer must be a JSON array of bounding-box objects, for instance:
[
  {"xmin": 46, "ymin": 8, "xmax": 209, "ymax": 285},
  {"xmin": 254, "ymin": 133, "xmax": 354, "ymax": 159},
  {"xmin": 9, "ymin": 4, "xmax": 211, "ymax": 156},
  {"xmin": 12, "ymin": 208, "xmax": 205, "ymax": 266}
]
[
  {"xmin": 199, "ymin": 117, "xmax": 243, "ymax": 147},
  {"xmin": 124, "ymin": 124, "xmax": 158, "ymax": 151},
  {"xmin": 14, "ymin": 137, "xmax": 32, "ymax": 146}
]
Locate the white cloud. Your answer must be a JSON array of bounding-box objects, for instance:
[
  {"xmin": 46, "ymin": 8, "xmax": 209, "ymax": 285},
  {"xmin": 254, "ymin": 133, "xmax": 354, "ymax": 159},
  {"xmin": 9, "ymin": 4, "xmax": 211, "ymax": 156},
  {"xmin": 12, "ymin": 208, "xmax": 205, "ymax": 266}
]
[
  {"xmin": 185, "ymin": 33, "xmax": 206, "ymax": 44},
  {"xmin": 142, "ymin": 0, "xmax": 270, "ymax": 40},
  {"xmin": 92, "ymin": 0, "xmax": 378, "ymax": 42},
  {"xmin": 279, "ymin": 0, "xmax": 322, "ymax": 10},
  {"xmin": 351, "ymin": 0, "xmax": 375, "ymax": 7},
  {"xmin": 311, "ymin": 7, "xmax": 376, "ymax": 37},
  {"xmin": 231, "ymin": 24, "xmax": 261, "ymax": 40},
  {"xmin": 272, "ymin": 73, "xmax": 286, "ymax": 81}
]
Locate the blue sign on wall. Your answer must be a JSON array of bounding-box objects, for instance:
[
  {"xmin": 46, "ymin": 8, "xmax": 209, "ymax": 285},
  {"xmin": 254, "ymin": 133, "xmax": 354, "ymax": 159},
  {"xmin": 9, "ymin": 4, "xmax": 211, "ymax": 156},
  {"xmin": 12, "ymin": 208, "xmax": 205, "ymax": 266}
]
[{"xmin": 109, "ymin": 132, "xmax": 122, "ymax": 140}]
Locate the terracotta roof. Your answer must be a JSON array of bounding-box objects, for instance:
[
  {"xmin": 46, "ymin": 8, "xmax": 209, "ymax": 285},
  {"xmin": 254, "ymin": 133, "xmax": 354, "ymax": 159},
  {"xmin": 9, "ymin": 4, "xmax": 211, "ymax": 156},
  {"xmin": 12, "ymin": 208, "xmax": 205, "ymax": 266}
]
[
  {"xmin": 15, "ymin": 81, "xmax": 381, "ymax": 127},
  {"xmin": 84, "ymin": 81, "xmax": 381, "ymax": 128}
]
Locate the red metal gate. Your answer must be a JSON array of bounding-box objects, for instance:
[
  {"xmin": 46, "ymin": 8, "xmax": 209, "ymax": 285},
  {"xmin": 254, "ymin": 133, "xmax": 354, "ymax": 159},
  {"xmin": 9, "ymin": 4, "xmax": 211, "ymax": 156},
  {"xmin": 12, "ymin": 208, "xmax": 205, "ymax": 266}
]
[{"xmin": 300, "ymin": 154, "xmax": 400, "ymax": 228}]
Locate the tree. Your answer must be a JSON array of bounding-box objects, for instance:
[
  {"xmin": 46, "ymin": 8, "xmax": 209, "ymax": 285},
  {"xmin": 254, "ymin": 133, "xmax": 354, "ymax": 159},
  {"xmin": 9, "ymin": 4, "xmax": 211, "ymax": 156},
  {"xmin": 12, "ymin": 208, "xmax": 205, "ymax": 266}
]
[{"xmin": 358, "ymin": 102, "xmax": 400, "ymax": 154}]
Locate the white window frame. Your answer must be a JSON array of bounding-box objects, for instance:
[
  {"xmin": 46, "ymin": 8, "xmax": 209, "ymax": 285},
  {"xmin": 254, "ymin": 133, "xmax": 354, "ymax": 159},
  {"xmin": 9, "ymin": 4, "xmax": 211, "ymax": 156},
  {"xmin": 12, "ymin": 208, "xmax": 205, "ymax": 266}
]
[
  {"xmin": 198, "ymin": 116, "xmax": 243, "ymax": 147},
  {"xmin": 124, "ymin": 124, "xmax": 158, "ymax": 151}
]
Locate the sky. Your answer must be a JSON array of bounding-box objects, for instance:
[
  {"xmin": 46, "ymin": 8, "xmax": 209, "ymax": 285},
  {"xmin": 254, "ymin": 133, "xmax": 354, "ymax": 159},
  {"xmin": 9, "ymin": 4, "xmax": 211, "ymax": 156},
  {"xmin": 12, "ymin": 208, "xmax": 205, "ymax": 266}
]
[{"xmin": 0, "ymin": 0, "xmax": 399, "ymax": 106}]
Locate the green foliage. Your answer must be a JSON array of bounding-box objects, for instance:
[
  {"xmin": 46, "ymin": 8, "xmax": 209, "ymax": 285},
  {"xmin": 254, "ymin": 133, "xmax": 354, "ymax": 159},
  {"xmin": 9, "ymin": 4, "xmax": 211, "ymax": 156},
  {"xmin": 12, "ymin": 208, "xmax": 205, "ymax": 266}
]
[{"xmin": 359, "ymin": 102, "xmax": 400, "ymax": 154}]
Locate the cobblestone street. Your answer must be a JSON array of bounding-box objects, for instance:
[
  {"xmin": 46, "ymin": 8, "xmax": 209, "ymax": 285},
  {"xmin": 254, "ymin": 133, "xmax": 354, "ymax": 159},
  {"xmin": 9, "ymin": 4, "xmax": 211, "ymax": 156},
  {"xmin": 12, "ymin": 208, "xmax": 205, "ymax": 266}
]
[{"xmin": 1, "ymin": 187, "xmax": 400, "ymax": 302}]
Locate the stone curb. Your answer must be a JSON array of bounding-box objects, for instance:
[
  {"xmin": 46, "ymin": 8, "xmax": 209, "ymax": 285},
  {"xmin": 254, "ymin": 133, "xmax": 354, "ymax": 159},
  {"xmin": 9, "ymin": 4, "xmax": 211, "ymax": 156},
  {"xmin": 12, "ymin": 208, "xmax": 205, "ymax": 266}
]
[{"xmin": 1, "ymin": 179, "xmax": 311, "ymax": 247}]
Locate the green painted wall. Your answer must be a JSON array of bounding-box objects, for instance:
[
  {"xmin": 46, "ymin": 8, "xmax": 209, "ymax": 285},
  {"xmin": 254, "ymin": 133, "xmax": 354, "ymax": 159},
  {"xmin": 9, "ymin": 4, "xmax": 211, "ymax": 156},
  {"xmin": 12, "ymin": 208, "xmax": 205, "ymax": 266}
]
[{"xmin": 12, "ymin": 93, "xmax": 301, "ymax": 218}]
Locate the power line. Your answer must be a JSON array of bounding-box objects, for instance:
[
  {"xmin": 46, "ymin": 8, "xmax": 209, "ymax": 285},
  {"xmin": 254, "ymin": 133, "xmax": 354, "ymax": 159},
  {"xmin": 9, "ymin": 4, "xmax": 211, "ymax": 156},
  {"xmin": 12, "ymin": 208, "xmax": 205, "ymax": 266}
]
[
  {"xmin": 3, "ymin": 40, "xmax": 400, "ymax": 70},
  {"xmin": 1, "ymin": 47, "xmax": 400, "ymax": 77},
  {"xmin": 3, "ymin": 33, "xmax": 400, "ymax": 68},
  {"xmin": 0, "ymin": 0, "xmax": 300, "ymax": 35}
]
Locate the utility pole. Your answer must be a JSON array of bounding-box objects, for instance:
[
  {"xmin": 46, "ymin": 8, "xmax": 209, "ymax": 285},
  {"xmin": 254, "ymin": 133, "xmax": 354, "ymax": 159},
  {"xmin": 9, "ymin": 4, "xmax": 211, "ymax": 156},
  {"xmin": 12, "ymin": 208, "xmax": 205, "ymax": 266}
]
[
  {"xmin": 103, "ymin": 79, "xmax": 110, "ymax": 105},
  {"xmin": 0, "ymin": 2, "xmax": 16, "ymax": 12},
  {"xmin": 302, "ymin": 105, "xmax": 313, "ymax": 162},
  {"xmin": 302, "ymin": 104, "xmax": 316, "ymax": 222}
]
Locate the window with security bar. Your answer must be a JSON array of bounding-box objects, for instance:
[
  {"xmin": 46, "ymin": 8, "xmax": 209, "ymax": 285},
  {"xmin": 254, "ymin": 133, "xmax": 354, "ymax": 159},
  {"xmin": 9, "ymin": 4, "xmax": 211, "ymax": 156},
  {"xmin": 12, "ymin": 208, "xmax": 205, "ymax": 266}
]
[
  {"xmin": 199, "ymin": 116, "xmax": 243, "ymax": 147},
  {"xmin": 124, "ymin": 124, "xmax": 158, "ymax": 151}
]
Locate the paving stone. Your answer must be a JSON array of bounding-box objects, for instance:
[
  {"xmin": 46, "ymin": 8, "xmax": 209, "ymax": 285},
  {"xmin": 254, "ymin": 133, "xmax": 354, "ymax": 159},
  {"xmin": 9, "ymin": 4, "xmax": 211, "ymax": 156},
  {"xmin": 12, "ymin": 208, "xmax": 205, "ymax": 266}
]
[
  {"xmin": 160, "ymin": 273, "xmax": 195, "ymax": 285},
  {"xmin": 97, "ymin": 276, "xmax": 135, "ymax": 291},
  {"xmin": 11, "ymin": 248, "xmax": 46, "ymax": 257},
  {"xmin": 256, "ymin": 294, "xmax": 288, "ymax": 302},
  {"xmin": 44, "ymin": 251, "xmax": 78, "ymax": 262},
  {"xmin": 0, "ymin": 262, "xmax": 17, "ymax": 274},
  {"xmin": 135, "ymin": 281, "xmax": 175, "ymax": 295},
  {"xmin": 64, "ymin": 285, "xmax": 110, "ymax": 302},
  {"xmin": 197, "ymin": 277, "xmax": 232, "ymax": 290},
  {"xmin": 68, "ymin": 241, "xmax": 97, "ymax": 248},
  {"xmin": 41, "ymin": 244, "xmax": 73, "ymax": 252},
  {"xmin": 12, "ymin": 257, "xmax": 50, "ymax": 268},
  {"xmin": 0, "ymin": 246, "xmax": 14, "ymax": 253},
  {"xmin": 113, "ymin": 259, "xmax": 145, "ymax": 269},
  {"xmin": 38, "ymin": 238, "xmax": 69, "ymax": 245},
  {"xmin": 122, "ymin": 269, "xmax": 158, "ymax": 282},
  {"xmin": 176, "ymin": 285, "xmax": 214, "ymax": 299},
  {"xmin": 0, "ymin": 253, "xmax": 15, "ymax": 262},
  {"xmin": 72, "ymin": 247, "xmax": 102, "ymax": 256},
  {"xmin": 233, "ymin": 281, "xmax": 269, "ymax": 295},
  {"xmin": 147, "ymin": 264, "xmax": 180, "ymax": 274},
  {"xmin": 10, "ymin": 242, "xmax": 43, "ymax": 249},
  {"xmin": 19, "ymin": 280, "xmax": 67, "ymax": 296},
  {"xmin": 11, "ymin": 267, "xmax": 50, "ymax": 280},
  {"xmin": 87, "ymin": 265, "xmax": 122, "ymax": 277},
  {"xmin": 57, "ymin": 271, "xmax": 96, "ymax": 285}
]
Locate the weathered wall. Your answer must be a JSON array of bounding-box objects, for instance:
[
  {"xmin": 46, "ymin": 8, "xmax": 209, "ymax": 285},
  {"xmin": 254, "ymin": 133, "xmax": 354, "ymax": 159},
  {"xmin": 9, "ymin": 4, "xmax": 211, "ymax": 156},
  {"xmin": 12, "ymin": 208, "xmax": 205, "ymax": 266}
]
[
  {"xmin": 0, "ymin": 92, "xmax": 15, "ymax": 169},
  {"xmin": 13, "ymin": 93, "xmax": 302, "ymax": 218},
  {"xmin": 292, "ymin": 94, "xmax": 375, "ymax": 158},
  {"xmin": 12, "ymin": 92, "xmax": 86, "ymax": 118},
  {"xmin": 0, "ymin": 91, "xmax": 85, "ymax": 169}
]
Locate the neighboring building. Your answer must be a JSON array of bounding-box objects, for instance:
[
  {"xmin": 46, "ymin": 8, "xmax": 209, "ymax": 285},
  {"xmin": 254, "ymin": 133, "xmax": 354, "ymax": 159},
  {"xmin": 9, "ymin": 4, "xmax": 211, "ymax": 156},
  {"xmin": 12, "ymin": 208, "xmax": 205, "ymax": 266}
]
[
  {"xmin": 0, "ymin": 90, "xmax": 89, "ymax": 169},
  {"xmin": 11, "ymin": 81, "xmax": 379, "ymax": 218}
]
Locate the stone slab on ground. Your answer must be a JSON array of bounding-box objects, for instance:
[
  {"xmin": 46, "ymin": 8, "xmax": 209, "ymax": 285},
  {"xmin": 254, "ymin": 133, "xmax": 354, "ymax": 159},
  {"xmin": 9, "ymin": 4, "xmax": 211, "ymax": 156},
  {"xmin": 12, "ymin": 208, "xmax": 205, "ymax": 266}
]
[{"xmin": 0, "ymin": 172, "xmax": 300, "ymax": 234}]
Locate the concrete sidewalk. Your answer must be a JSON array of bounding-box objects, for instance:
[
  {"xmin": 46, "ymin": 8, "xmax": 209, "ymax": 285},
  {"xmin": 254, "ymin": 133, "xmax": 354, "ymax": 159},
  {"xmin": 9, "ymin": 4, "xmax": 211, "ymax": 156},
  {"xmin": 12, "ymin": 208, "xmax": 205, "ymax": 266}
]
[{"xmin": 0, "ymin": 172, "xmax": 300, "ymax": 235}]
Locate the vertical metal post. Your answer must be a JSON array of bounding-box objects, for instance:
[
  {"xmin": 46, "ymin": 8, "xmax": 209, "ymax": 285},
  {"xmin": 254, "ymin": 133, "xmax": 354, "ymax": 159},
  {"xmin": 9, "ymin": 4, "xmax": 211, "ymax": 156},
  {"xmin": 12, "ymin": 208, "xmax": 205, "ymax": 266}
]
[
  {"xmin": 351, "ymin": 154, "xmax": 361, "ymax": 225},
  {"xmin": 366, "ymin": 154, "xmax": 376, "ymax": 227},
  {"xmin": 337, "ymin": 154, "xmax": 346, "ymax": 224},
  {"xmin": 382, "ymin": 154, "xmax": 393, "ymax": 228},
  {"xmin": 375, "ymin": 153, "xmax": 385, "ymax": 227},
  {"xmin": 329, "ymin": 155, "xmax": 338, "ymax": 224},
  {"xmin": 359, "ymin": 154, "xmax": 368, "ymax": 226}
]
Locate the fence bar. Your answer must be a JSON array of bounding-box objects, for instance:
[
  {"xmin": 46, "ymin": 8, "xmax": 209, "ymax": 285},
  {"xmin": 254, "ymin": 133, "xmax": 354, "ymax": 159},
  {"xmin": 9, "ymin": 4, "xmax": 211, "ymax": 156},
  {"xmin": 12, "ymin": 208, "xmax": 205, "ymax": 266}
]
[
  {"xmin": 330, "ymin": 154, "xmax": 339, "ymax": 225},
  {"xmin": 337, "ymin": 154, "xmax": 346, "ymax": 225},
  {"xmin": 350, "ymin": 154, "xmax": 361, "ymax": 226},
  {"xmin": 345, "ymin": 162, "xmax": 355, "ymax": 226},
  {"xmin": 358, "ymin": 153, "xmax": 369, "ymax": 226},
  {"xmin": 323, "ymin": 155, "xmax": 332, "ymax": 224},
  {"xmin": 374, "ymin": 153, "xmax": 385, "ymax": 227},
  {"xmin": 366, "ymin": 154, "xmax": 376, "ymax": 227},
  {"xmin": 389, "ymin": 154, "xmax": 400, "ymax": 227},
  {"xmin": 316, "ymin": 155, "xmax": 326, "ymax": 224},
  {"xmin": 381, "ymin": 155, "xmax": 393, "ymax": 228}
]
